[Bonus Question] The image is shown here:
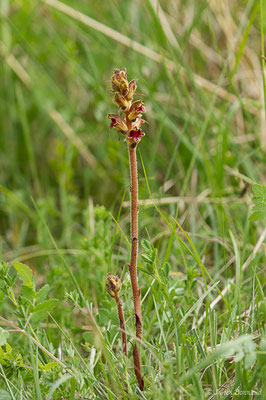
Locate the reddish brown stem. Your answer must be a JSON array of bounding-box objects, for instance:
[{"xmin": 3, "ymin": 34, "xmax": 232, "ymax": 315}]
[
  {"xmin": 114, "ymin": 291, "xmax": 127, "ymax": 357},
  {"xmin": 128, "ymin": 146, "xmax": 144, "ymax": 391}
]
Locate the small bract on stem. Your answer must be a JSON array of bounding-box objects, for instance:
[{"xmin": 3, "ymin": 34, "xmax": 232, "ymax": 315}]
[{"xmin": 107, "ymin": 68, "xmax": 145, "ymax": 391}]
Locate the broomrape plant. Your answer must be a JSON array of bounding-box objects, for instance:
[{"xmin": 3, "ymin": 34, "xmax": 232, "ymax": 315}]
[{"xmin": 106, "ymin": 68, "xmax": 146, "ymax": 391}]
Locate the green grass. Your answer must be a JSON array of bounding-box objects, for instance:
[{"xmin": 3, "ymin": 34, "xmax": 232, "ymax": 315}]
[{"xmin": 0, "ymin": 0, "xmax": 265, "ymax": 398}]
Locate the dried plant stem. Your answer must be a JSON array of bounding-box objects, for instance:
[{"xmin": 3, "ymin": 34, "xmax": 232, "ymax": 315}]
[
  {"xmin": 128, "ymin": 146, "xmax": 144, "ymax": 391},
  {"xmin": 114, "ymin": 291, "xmax": 127, "ymax": 357}
]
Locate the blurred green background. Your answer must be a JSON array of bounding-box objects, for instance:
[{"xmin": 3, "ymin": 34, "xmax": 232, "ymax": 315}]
[{"xmin": 1, "ymin": 0, "xmax": 265, "ymax": 246}]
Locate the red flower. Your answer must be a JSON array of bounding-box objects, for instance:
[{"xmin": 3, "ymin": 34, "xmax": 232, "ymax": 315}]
[
  {"xmin": 137, "ymin": 105, "xmax": 146, "ymax": 113},
  {"xmin": 107, "ymin": 114, "xmax": 128, "ymax": 133},
  {"xmin": 110, "ymin": 119, "xmax": 116, "ymax": 128},
  {"xmin": 128, "ymin": 100, "xmax": 146, "ymax": 121},
  {"xmin": 127, "ymin": 129, "xmax": 145, "ymax": 145}
]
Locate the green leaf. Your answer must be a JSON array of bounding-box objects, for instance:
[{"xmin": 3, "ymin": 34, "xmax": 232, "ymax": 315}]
[
  {"xmin": 234, "ymin": 350, "xmax": 244, "ymax": 362},
  {"xmin": 244, "ymin": 352, "xmax": 256, "ymax": 368},
  {"xmin": 98, "ymin": 308, "xmax": 113, "ymax": 325},
  {"xmin": 6, "ymin": 343, "xmax": 12, "ymax": 354},
  {"xmin": 252, "ymin": 184, "xmax": 266, "ymax": 201},
  {"xmin": 47, "ymin": 374, "xmax": 72, "ymax": 400},
  {"xmin": 163, "ymin": 262, "xmax": 170, "ymax": 278},
  {"xmin": 249, "ymin": 210, "xmax": 266, "ymax": 221},
  {"xmin": 13, "ymin": 262, "xmax": 33, "ymax": 287},
  {"xmin": 141, "ymin": 239, "xmax": 151, "ymax": 250},
  {"xmin": 137, "ymin": 264, "xmax": 154, "ymax": 276},
  {"xmin": 31, "ymin": 299, "xmax": 58, "ymax": 323},
  {"xmin": 259, "ymin": 337, "xmax": 266, "ymax": 351},
  {"xmin": 40, "ymin": 362, "xmax": 58, "ymax": 372},
  {"xmin": 0, "ymin": 390, "xmax": 12, "ymax": 400},
  {"xmin": 250, "ymin": 184, "xmax": 266, "ymax": 221},
  {"xmin": 21, "ymin": 285, "xmax": 35, "ymax": 302},
  {"xmin": 82, "ymin": 331, "xmax": 94, "ymax": 345},
  {"xmin": 141, "ymin": 254, "xmax": 153, "ymax": 264},
  {"xmin": 0, "ymin": 328, "xmax": 9, "ymax": 346},
  {"xmin": 36, "ymin": 284, "xmax": 50, "ymax": 304}
]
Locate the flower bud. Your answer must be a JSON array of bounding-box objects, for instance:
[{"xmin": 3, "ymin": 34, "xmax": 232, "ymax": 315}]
[
  {"xmin": 120, "ymin": 80, "xmax": 129, "ymax": 96},
  {"xmin": 114, "ymin": 92, "xmax": 129, "ymax": 111},
  {"xmin": 113, "ymin": 68, "xmax": 127, "ymax": 80},
  {"xmin": 107, "ymin": 114, "xmax": 128, "ymax": 133},
  {"xmin": 125, "ymin": 80, "xmax": 137, "ymax": 101},
  {"xmin": 112, "ymin": 68, "xmax": 129, "ymax": 95},
  {"xmin": 128, "ymin": 100, "xmax": 146, "ymax": 121},
  {"xmin": 106, "ymin": 273, "xmax": 121, "ymax": 298}
]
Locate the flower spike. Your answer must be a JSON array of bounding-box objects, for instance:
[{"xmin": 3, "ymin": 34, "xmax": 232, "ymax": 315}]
[{"xmin": 107, "ymin": 68, "xmax": 146, "ymax": 147}]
